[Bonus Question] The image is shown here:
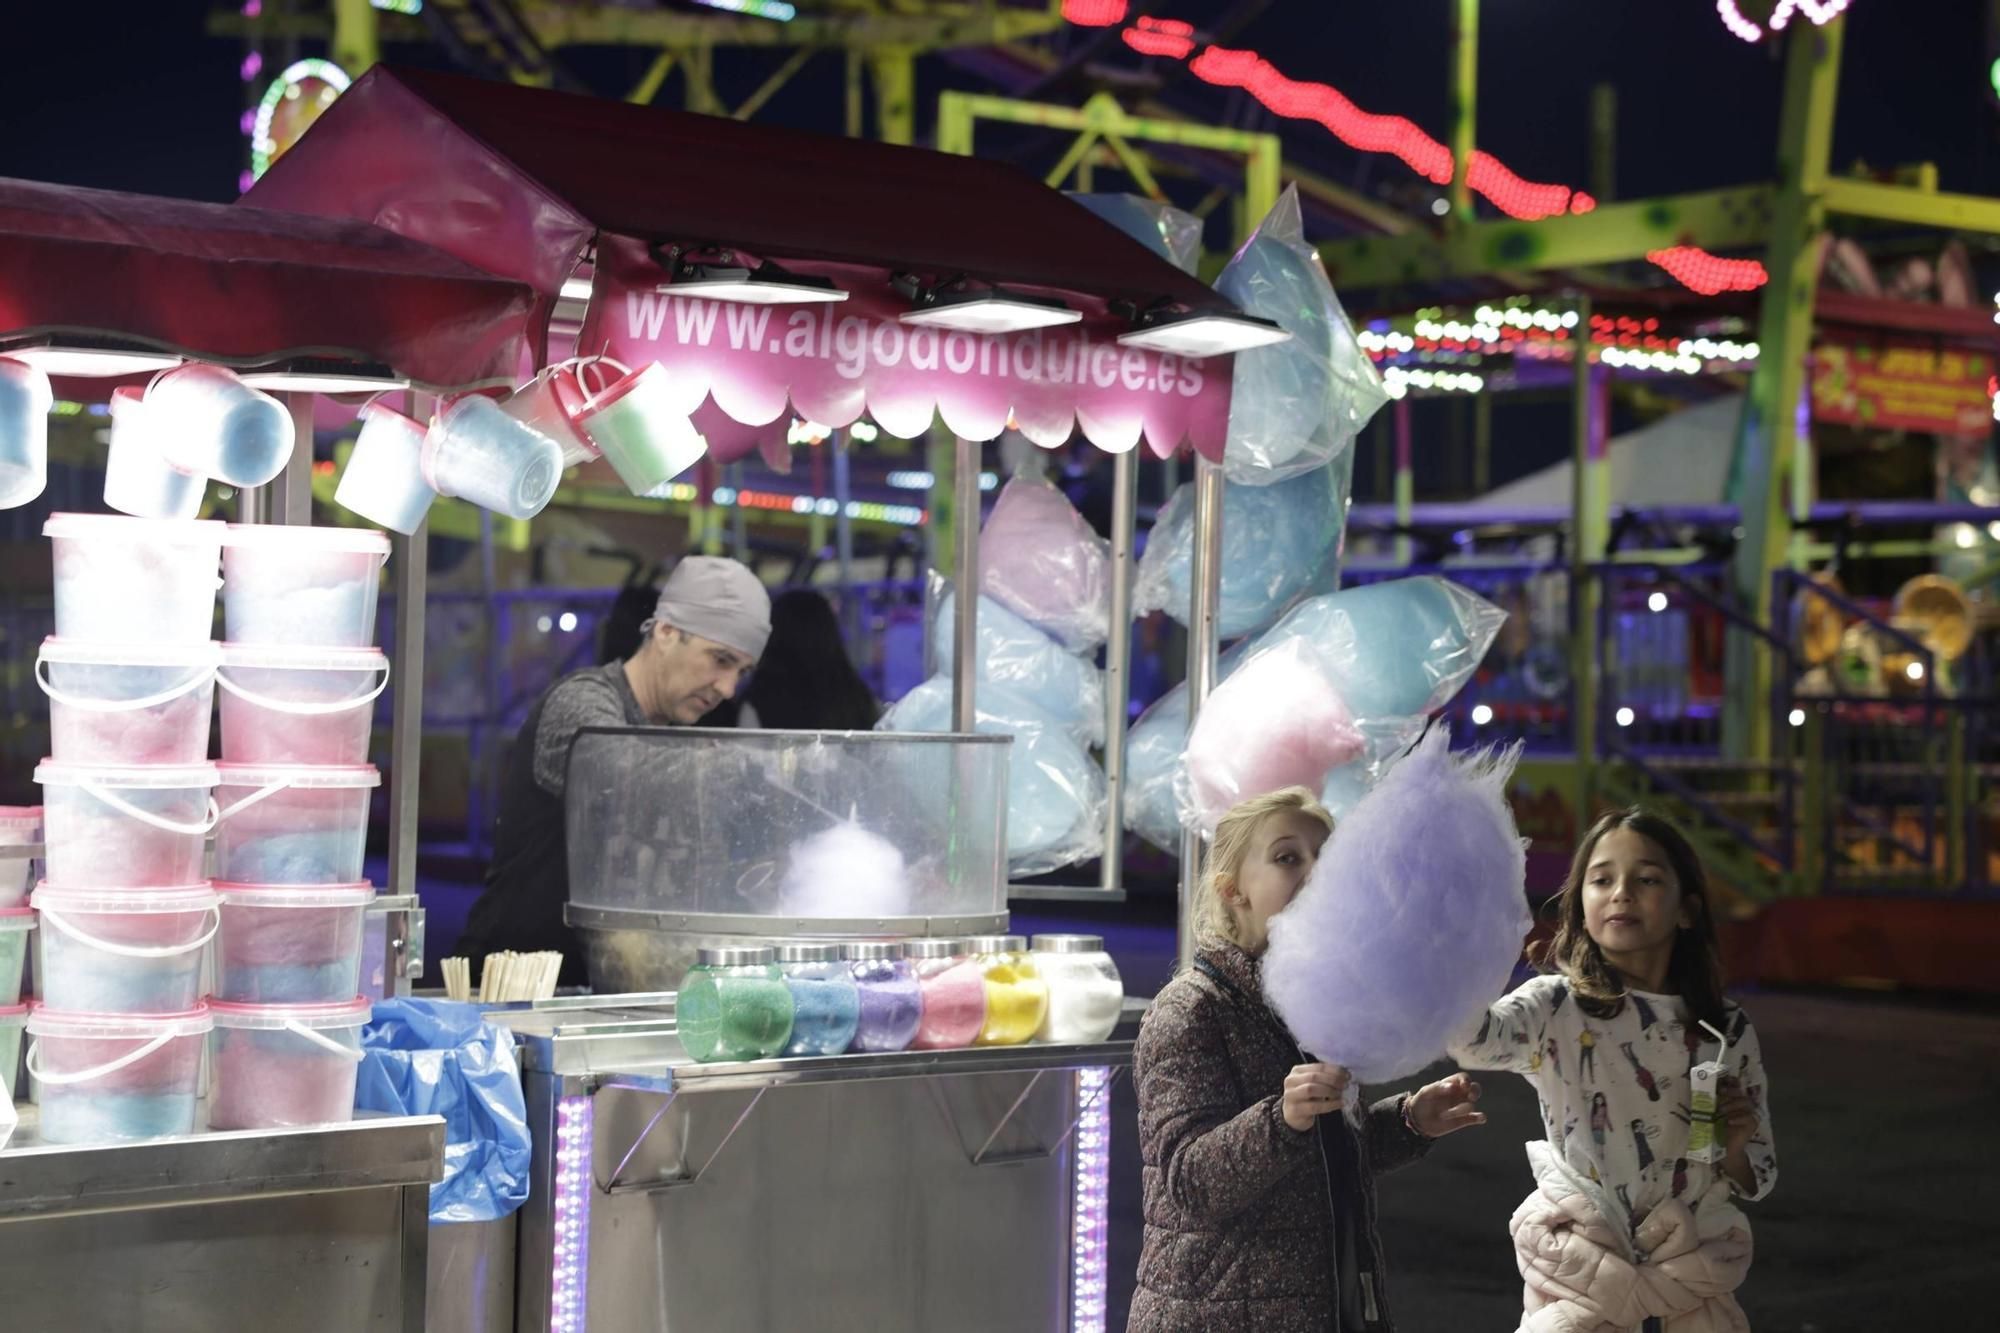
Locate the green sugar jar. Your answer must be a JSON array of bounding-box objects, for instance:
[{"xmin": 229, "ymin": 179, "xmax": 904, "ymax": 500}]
[{"xmin": 677, "ymin": 945, "xmax": 795, "ymax": 1063}]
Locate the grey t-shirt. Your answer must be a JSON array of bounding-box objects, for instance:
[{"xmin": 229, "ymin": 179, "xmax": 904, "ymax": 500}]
[{"xmin": 532, "ymin": 661, "xmax": 649, "ymax": 797}]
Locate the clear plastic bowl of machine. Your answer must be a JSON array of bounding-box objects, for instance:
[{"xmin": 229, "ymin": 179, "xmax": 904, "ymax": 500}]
[{"xmin": 563, "ymin": 727, "xmax": 1010, "ymax": 992}]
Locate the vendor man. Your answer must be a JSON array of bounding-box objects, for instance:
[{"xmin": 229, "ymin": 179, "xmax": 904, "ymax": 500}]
[{"xmin": 461, "ymin": 556, "xmax": 771, "ymax": 985}]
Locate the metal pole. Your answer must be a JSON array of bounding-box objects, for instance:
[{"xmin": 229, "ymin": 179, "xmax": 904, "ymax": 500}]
[
  {"xmin": 950, "ymin": 436, "xmax": 981, "ymax": 733},
  {"xmin": 387, "ymin": 394, "xmax": 430, "ymax": 966},
  {"xmin": 1570, "ymin": 297, "xmax": 1606, "ymax": 768},
  {"xmin": 1176, "ymin": 456, "xmax": 1225, "ymax": 969},
  {"xmin": 278, "ymin": 393, "xmax": 314, "ymax": 524},
  {"xmin": 1099, "ymin": 447, "xmax": 1138, "ymax": 896},
  {"xmin": 1449, "ymin": 0, "xmax": 1480, "ymax": 221},
  {"xmin": 729, "ymin": 462, "xmax": 748, "ymax": 559},
  {"xmin": 1393, "ymin": 397, "xmax": 1414, "ymax": 566},
  {"xmin": 833, "ymin": 430, "xmax": 855, "ymax": 645}
]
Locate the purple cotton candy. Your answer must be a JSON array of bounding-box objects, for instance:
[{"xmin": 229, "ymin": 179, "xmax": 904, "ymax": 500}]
[{"xmin": 1261, "ymin": 727, "xmax": 1531, "ymax": 1085}]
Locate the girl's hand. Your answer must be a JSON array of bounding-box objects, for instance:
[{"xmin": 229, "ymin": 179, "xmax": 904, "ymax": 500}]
[
  {"xmin": 1718, "ymin": 1076, "xmax": 1758, "ymax": 1155},
  {"xmin": 1407, "ymin": 1072, "xmax": 1487, "ymax": 1138},
  {"xmin": 1281, "ymin": 1062, "xmax": 1351, "ymax": 1132}
]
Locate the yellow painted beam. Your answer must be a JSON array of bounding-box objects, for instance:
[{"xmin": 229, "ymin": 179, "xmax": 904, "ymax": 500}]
[{"xmin": 1823, "ymin": 177, "xmax": 2000, "ymax": 235}]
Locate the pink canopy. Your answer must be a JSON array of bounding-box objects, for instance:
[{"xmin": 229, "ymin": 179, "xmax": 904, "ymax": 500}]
[
  {"xmin": 243, "ymin": 65, "xmax": 1237, "ymax": 458},
  {"xmin": 0, "ymin": 176, "xmax": 534, "ymax": 389}
]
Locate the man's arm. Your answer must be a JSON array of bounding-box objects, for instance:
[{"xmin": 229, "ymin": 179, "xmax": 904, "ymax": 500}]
[{"xmin": 532, "ymin": 673, "xmax": 635, "ymax": 798}]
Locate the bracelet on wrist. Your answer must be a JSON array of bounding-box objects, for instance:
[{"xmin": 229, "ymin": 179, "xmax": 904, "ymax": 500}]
[{"xmin": 1400, "ymin": 1092, "xmax": 1428, "ymax": 1139}]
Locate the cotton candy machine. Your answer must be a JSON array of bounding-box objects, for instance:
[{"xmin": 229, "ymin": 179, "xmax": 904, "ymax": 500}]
[{"xmin": 562, "ymin": 727, "xmax": 1012, "ymax": 992}]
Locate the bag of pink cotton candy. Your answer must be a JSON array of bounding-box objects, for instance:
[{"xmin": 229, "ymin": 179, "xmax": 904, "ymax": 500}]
[{"xmin": 1178, "ymin": 637, "xmax": 1364, "ymax": 833}]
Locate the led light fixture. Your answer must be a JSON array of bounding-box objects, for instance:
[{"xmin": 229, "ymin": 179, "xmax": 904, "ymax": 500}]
[
  {"xmin": 1115, "ymin": 307, "xmax": 1290, "ymax": 357},
  {"xmin": 898, "ymin": 275, "xmax": 1081, "ymax": 334},
  {"xmin": 240, "ymin": 358, "xmax": 409, "ymax": 394},
  {"xmin": 0, "ymin": 335, "xmax": 183, "ymax": 378},
  {"xmin": 653, "ymin": 244, "xmax": 846, "ymax": 305}
]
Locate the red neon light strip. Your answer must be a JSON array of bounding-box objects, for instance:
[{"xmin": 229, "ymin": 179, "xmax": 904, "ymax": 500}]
[
  {"xmin": 1062, "ymin": 0, "xmax": 1128, "ymax": 27},
  {"xmin": 1647, "ymin": 246, "xmax": 1769, "ymax": 295},
  {"xmin": 1124, "ymin": 17, "xmax": 1196, "ymax": 60}
]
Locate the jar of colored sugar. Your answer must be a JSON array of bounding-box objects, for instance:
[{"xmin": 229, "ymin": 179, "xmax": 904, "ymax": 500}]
[
  {"xmin": 968, "ymin": 935, "xmax": 1048, "ymax": 1047},
  {"xmin": 677, "ymin": 946, "xmax": 794, "ymax": 1063},
  {"xmin": 1030, "ymin": 934, "xmax": 1125, "ymax": 1044},
  {"xmin": 905, "ymin": 937, "xmax": 986, "ymax": 1050},
  {"xmin": 842, "ymin": 941, "xmax": 922, "ymax": 1053},
  {"xmin": 775, "ymin": 941, "xmax": 860, "ymax": 1057}
]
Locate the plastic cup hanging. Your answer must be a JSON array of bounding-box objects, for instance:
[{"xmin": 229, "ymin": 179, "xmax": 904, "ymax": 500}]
[
  {"xmin": 421, "ymin": 394, "xmax": 565, "ymax": 521},
  {"xmin": 0, "ymin": 355, "xmax": 53, "ymax": 510},
  {"xmin": 335, "ymin": 401, "xmax": 437, "ymax": 535},
  {"xmin": 104, "ymin": 386, "xmax": 206, "ymax": 519},
  {"xmin": 148, "ymin": 363, "xmax": 296, "ymax": 488},
  {"xmin": 570, "ymin": 360, "xmax": 708, "ymax": 496}
]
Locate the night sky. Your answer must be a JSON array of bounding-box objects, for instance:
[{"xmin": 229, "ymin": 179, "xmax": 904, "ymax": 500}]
[{"xmin": 2, "ymin": 1, "xmax": 1994, "ymax": 219}]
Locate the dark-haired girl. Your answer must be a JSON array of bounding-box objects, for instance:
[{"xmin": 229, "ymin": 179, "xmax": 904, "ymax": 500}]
[{"xmin": 1449, "ymin": 808, "xmax": 1777, "ymax": 1332}]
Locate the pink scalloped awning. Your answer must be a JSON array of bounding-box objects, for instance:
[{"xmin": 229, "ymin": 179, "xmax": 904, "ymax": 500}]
[
  {"xmin": 585, "ymin": 240, "xmax": 1228, "ymax": 461},
  {"xmin": 244, "ymin": 64, "xmax": 1237, "ymax": 456}
]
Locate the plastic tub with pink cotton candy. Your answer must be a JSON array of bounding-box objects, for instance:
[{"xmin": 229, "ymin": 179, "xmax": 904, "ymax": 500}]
[
  {"xmin": 207, "ymin": 997, "xmax": 370, "ymax": 1130},
  {"xmin": 220, "ymin": 523, "xmax": 389, "ymax": 647},
  {"xmin": 26, "ymin": 1005, "xmax": 213, "ymax": 1144},
  {"xmin": 34, "ymin": 760, "xmax": 219, "ymax": 890},
  {"xmin": 214, "ymin": 882, "xmax": 374, "ymax": 1004},
  {"xmin": 43, "ymin": 514, "xmax": 224, "ymax": 646},
  {"xmin": 37, "ymin": 638, "xmax": 218, "ymax": 765},
  {"xmin": 216, "ymin": 644, "xmax": 389, "ymax": 765},
  {"xmin": 213, "ymin": 764, "xmax": 379, "ymax": 885},
  {"xmin": 30, "ymin": 885, "xmax": 219, "ymax": 1015},
  {"xmin": 0, "ymin": 805, "xmax": 38, "ymax": 909}
]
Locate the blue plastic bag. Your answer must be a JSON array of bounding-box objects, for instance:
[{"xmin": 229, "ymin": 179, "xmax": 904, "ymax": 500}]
[{"xmin": 355, "ymin": 997, "xmax": 532, "ymax": 1224}]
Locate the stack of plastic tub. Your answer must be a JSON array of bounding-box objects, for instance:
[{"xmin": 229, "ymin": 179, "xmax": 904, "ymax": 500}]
[
  {"xmin": 28, "ymin": 514, "xmax": 225, "ymax": 1144},
  {"xmin": 203, "ymin": 523, "xmax": 386, "ymax": 1129}
]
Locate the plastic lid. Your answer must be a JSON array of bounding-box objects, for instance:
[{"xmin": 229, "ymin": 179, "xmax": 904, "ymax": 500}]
[
  {"xmin": 221, "ymin": 523, "xmax": 390, "ymax": 555},
  {"xmin": 26, "ymin": 1004, "xmax": 214, "ymax": 1039},
  {"xmin": 0, "ymin": 805, "xmax": 39, "ymax": 835},
  {"xmin": 35, "ymin": 758, "xmax": 220, "ymax": 789},
  {"xmin": 208, "ymin": 997, "xmax": 372, "ymax": 1030},
  {"xmin": 901, "ymin": 938, "xmax": 969, "ymax": 960},
  {"xmin": 359, "ymin": 400, "xmax": 422, "ymax": 430},
  {"xmin": 0, "ymin": 1003, "xmax": 26, "ymax": 1024},
  {"xmin": 215, "ymin": 881, "xmax": 375, "ymax": 908},
  {"xmin": 968, "ymin": 935, "xmax": 1028, "ymax": 954},
  {"xmin": 840, "ymin": 941, "xmax": 904, "ymax": 962},
  {"xmin": 774, "ymin": 941, "xmax": 842, "ymax": 963},
  {"xmin": 1030, "ymin": 934, "xmax": 1106, "ymax": 955},
  {"xmin": 586, "ymin": 360, "xmax": 659, "ymax": 413},
  {"xmin": 39, "ymin": 636, "xmax": 220, "ymax": 668},
  {"xmin": 32, "ymin": 884, "xmax": 217, "ymax": 915},
  {"xmin": 215, "ymin": 762, "xmax": 381, "ymax": 790},
  {"xmin": 0, "ymin": 907, "xmax": 34, "ymax": 932},
  {"xmin": 218, "ymin": 643, "xmax": 389, "ymax": 672},
  {"xmin": 695, "ymin": 945, "xmax": 774, "ymax": 966},
  {"xmin": 42, "ymin": 513, "xmax": 225, "ymax": 544}
]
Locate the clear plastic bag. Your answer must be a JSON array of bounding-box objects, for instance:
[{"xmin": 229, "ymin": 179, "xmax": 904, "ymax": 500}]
[
  {"xmin": 1216, "ymin": 187, "xmax": 1388, "ymax": 486},
  {"xmin": 932, "ymin": 578, "xmax": 1105, "ymax": 748},
  {"xmin": 878, "ymin": 676, "xmax": 1105, "ymax": 877},
  {"xmin": 1259, "ymin": 577, "xmax": 1508, "ymax": 720},
  {"xmin": 1178, "ymin": 637, "xmax": 1366, "ymax": 833},
  {"xmin": 1124, "ymin": 575, "xmax": 1502, "ymax": 845},
  {"xmin": 1065, "ymin": 193, "xmax": 1203, "ymax": 276},
  {"xmin": 977, "ymin": 474, "xmax": 1111, "ymax": 653},
  {"xmin": 1121, "ymin": 638, "xmax": 1254, "ymax": 851},
  {"xmin": 1133, "ymin": 462, "xmax": 1347, "ymax": 641}
]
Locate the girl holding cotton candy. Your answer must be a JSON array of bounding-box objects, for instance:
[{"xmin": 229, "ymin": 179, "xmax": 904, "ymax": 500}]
[
  {"xmin": 1448, "ymin": 808, "xmax": 1778, "ymax": 1333},
  {"xmin": 1129, "ymin": 787, "xmax": 1484, "ymax": 1333}
]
